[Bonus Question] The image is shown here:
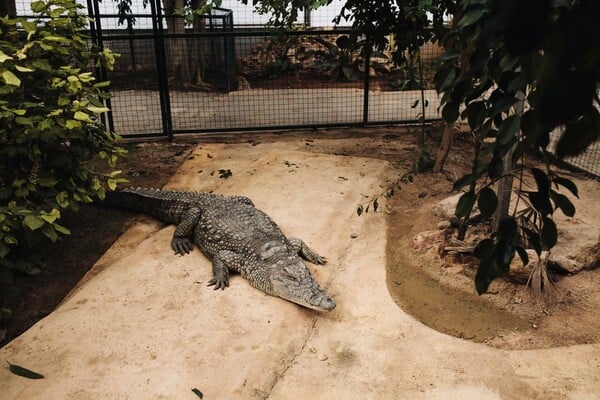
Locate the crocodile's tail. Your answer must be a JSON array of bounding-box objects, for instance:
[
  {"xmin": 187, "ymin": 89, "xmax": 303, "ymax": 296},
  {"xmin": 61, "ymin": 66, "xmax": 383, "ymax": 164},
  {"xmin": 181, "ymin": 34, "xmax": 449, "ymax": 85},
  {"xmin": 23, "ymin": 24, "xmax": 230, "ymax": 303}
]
[{"xmin": 102, "ymin": 187, "xmax": 195, "ymax": 224}]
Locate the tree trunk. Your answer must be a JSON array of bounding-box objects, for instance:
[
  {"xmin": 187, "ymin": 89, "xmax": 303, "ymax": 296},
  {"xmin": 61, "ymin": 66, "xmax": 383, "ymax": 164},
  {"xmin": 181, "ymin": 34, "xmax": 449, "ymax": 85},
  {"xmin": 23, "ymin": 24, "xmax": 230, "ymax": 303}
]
[
  {"xmin": 491, "ymin": 143, "xmax": 516, "ymax": 232},
  {"xmin": 433, "ymin": 122, "xmax": 454, "ymax": 173},
  {"xmin": 491, "ymin": 91, "xmax": 526, "ymax": 232},
  {"xmin": 189, "ymin": 0, "xmax": 208, "ymax": 86},
  {"xmin": 304, "ymin": 6, "xmax": 311, "ymax": 27},
  {"xmin": 163, "ymin": 0, "xmax": 193, "ymax": 87},
  {"xmin": 0, "ymin": 0, "xmax": 16, "ymax": 17}
]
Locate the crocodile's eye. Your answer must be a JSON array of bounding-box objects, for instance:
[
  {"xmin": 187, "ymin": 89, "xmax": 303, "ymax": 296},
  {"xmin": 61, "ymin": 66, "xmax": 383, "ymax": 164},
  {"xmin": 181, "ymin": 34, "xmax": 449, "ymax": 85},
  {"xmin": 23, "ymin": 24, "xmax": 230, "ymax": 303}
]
[{"xmin": 283, "ymin": 264, "xmax": 308, "ymax": 280}]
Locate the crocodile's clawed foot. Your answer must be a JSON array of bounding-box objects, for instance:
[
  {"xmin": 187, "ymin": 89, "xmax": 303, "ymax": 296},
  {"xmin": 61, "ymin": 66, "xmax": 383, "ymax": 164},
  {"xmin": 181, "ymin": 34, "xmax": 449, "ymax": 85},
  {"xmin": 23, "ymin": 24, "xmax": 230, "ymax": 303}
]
[
  {"xmin": 207, "ymin": 277, "xmax": 229, "ymax": 290},
  {"xmin": 313, "ymin": 254, "xmax": 327, "ymax": 265},
  {"xmin": 171, "ymin": 237, "xmax": 193, "ymax": 255}
]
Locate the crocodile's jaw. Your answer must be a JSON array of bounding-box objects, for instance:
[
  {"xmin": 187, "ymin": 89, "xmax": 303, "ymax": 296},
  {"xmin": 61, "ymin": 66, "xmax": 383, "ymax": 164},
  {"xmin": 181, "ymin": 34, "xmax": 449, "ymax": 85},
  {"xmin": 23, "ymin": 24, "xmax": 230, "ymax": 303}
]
[{"xmin": 270, "ymin": 261, "xmax": 336, "ymax": 311}]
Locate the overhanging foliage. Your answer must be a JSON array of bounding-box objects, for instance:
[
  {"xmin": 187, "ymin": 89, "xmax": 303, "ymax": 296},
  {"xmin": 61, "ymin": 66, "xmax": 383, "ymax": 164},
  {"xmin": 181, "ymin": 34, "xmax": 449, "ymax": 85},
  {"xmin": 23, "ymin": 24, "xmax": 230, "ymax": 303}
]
[{"xmin": 0, "ymin": 0, "xmax": 125, "ymax": 319}]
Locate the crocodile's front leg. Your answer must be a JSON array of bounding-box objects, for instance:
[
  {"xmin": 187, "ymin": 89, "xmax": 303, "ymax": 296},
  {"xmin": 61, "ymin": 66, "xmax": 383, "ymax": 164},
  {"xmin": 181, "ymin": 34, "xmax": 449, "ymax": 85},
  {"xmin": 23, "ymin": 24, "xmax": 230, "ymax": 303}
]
[
  {"xmin": 207, "ymin": 250, "xmax": 242, "ymax": 290},
  {"xmin": 171, "ymin": 207, "xmax": 202, "ymax": 255},
  {"xmin": 287, "ymin": 238, "xmax": 327, "ymax": 265}
]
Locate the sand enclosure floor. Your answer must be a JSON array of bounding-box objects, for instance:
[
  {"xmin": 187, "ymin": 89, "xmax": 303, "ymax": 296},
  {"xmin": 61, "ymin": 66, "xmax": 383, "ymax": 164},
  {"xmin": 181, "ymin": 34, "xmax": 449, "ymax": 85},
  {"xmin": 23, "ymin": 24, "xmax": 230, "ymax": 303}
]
[{"xmin": 1, "ymin": 138, "xmax": 599, "ymax": 399}]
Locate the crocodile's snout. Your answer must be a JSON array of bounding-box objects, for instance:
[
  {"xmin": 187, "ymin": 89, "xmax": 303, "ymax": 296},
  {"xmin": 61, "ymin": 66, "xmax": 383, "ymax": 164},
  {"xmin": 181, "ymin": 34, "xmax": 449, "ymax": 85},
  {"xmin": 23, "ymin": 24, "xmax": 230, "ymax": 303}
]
[
  {"xmin": 271, "ymin": 261, "xmax": 335, "ymax": 312},
  {"xmin": 318, "ymin": 294, "xmax": 336, "ymax": 311}
]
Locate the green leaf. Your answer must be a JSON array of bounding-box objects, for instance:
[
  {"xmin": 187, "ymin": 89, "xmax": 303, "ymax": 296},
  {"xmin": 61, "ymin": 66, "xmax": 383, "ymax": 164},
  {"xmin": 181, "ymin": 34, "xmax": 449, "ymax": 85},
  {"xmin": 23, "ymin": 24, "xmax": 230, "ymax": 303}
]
[
  {"xmin": 455, "ymin": 191, "xmax": 475, "ymax": 219},
  {"xmin": 56, "ymin": 191, "xmax": 70, "ymax": 208},
  {"xmin": 477, "ymin": 187, "xmax": 497, "ymax": 218},
  {"xmin": 40, "ymin": 209, "xmax": 60, "ymax": 224},
  {"xmin": 41, "ymin": 225, "xmax": 59, "ymax": 242},
  {"xmin": 0, "ymin": 242, "xmax": 9, "ymax": 258},
  {"xmin": 521, "ymin": 109, "xmax": 545, "ymax": 147},
  {"xmin": 553, "ymin": 176, "xmax": 578, "ymax": 198},
  {"xmin": 458, "ymin": 6, "xmax": 486, "ymax": 28},
  {"xmin": 93, "ymin": 81, "xmax": 111, "ymax": 88},
  {"xmin": 0, "ymin": 51, "xmax": 13, "ymax": 63},
  {"xmin": 494, "ymin": 240, "xmax": 515, "ymax": 270},
  {"xmin": 452, "ymin": 174, "xmax": 475, "ymax": 191},
  {"xmin": 30, "ymin": 0, "xmax": 46, "ymax": 12},
  {"xmin": 515, "ymin": 246, "xmax": 529, "ymax": 266},
  {"xmin": 191, "ymin": 388, "xmax": 204, "ymax": 398},
  {"xmin": 4, "ymin": 235, "xmax": 18, "ymax": 245},
  {"xmin": 475, "ymin": 256, "xmax": 499, "ymax": 295},
  {"xmin": 1, "ymin": 70, "xmax": 21, "ymax": 87},
  {"xmin": 8, "ymin": 362, "xmax": 44, "ymax": 379},
  {"xmin": 496, "ymin": 114, "xmax": 521, "ymax": 146},
  {"xmin": 86, "ymin": 106, "xmax": 109, "ymax": 114},
  {"xmin": 439, "ymin": 49, "xmax": 460, "ymax": 61},
  {"xmin": 65, "ymin": 119, "xmax": 82, "ymax": 129},
  {"xmin": 540, "ymin": 217, "xmax": 557, "ymax": 249},
  {"xmin": 21, "ymin": 20, "xmax": 37, "ymax": 33},
  {"xmin": 15, "ymin": 116, "xmax": 33, "ymax": 126},
  {"xmin": 73, "ymin": 111, "xmax": 93, "ymax": 123},
  {"xmin": 474, "ymin": 236, "xmax": 513, "ymax": 295},
  {"xmin": 434, "ymin": 66, "xmax": 457, "ymax": 93},
  {"xmin": 496, "ymin": 218, "xmax": 517, "ymax": 242},
  {"xmin": 523, "ymin": 227, "xmax": 542, "ymax": 255},
  {"xmin": 442, "ymin": 102, "xmax": 459, "ymax": 124},
  {"xmin": 53, "ymin": 223, "xmax": 71, "ymax": 235},
  {"xmin": 528, "ymin": 191, "xmax": 553, "ymax": 216},
  {"xmin": 22, "ymin": 215, "xmax": 45, "ymax": 231},
  {"xmin": 473, "ymin": 238, "xmax": 494, "ymax": 260},
  {"xmin": 467, "ymin": 101, "xmax": 487, "ymax": 129},
  {"xmin": 530, "ymin": 167, "xmax": 549, "ymax": 194},
  {"xmin": 556, "ymin": 108, "xmax": 600, "ymax": 158},
  {"xmin": 14, "ymin": 65, "xmax": 34, "ymax": 72},
  {"xmin": 488, "ymin": 157, "xmax": 504, "ymax": 180},
  {"xmin": 550, "ymin": 190, "xmax": 575, "ymax": 217},
  {"xmin": 357, "ymin": 205, "xmax": 363, "ymax": 216}
]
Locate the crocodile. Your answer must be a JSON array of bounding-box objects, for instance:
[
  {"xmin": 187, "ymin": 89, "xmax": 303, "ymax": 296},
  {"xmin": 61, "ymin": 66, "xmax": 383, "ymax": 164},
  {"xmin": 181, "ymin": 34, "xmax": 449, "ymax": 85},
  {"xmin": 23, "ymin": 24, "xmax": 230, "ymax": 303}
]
[{"xmin": 104, "ymin": 188, "xmax": 336, "ymax": 311}]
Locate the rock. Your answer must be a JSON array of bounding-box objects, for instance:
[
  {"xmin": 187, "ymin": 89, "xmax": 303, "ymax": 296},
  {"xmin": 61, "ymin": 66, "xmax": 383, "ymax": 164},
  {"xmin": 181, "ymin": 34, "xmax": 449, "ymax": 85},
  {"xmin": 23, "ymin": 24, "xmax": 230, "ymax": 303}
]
[
  {"xmin": 549, "ymin": 223, "xmax": 600, "ymax": 273},
  {"xmin": 412, "ymin": 230, "xmax": 447, "ymax": 254},
  {"xmin": 433, "ymin": 193, "xmax": 480, "ymax": 220},
  {"xmin": 318, "ymin": 354, "xmax": 328, "ymax": 361},
  {"xmin": 437, "ymin": 221, "xmax": 452, "ymax": 230}
]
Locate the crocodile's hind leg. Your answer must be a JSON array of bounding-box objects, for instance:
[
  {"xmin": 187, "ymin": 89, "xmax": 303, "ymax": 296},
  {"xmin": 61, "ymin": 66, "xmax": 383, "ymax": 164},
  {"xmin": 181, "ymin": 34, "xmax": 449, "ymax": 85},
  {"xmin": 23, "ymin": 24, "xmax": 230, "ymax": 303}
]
[
  {"xmin": 287, "ymin": 238, "xmax": 327, "ymax": 265},
  {"xmin": 171, "ymin": 207, "xmax": 202, "ymax": 255}
]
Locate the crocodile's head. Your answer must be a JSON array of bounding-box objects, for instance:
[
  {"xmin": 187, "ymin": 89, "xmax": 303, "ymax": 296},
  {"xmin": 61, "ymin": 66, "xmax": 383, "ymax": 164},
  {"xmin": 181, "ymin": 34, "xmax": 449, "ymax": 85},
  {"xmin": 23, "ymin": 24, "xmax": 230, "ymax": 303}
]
[{"xmin": 270, "ymin": 259, "xmax": 336, "ymax": 311}]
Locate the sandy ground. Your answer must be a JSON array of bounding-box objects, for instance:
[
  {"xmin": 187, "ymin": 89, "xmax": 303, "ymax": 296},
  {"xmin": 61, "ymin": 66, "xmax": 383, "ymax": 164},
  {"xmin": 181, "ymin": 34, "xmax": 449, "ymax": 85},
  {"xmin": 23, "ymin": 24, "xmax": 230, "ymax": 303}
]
[{"xmin": 1, "ymin": 140, "xmax": 599, "ymax": 399}]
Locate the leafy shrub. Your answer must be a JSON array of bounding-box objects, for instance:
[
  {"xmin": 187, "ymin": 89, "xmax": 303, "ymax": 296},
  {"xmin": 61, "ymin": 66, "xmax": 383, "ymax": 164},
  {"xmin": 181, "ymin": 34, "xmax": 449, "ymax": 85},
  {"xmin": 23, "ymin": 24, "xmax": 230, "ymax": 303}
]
[
  {"xmin": 0, "ymin": 0, "xmax": 124, "ymax": 322},
  {"xmin": 310, "ymin": 35, "xmax": 388, "ymax": 82},
  {"xmin": 311, "ymin": 35, "xmax": 362, "ymax": 82}
]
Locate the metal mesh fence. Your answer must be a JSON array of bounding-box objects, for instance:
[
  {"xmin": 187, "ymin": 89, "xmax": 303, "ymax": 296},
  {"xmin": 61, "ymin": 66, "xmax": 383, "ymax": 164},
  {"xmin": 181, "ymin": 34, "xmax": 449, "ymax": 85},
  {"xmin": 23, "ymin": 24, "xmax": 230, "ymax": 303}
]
[
  {"xmin": 547, "ymin": 127, "xmax": 600, "ymax": 177},
  {"xmin": 11, "ymin": 0, "xmax": 599, "ymax": 177},
  {"xmin": 62, "ymin": 0, "xmax": 444, "ymax": 138}
]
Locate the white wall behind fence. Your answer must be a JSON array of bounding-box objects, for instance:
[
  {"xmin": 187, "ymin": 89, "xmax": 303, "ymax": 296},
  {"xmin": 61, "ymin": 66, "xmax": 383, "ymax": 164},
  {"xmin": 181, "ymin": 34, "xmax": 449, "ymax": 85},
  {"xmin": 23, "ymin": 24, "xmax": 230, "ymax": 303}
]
[{"xmin": 17, "ymin": 0, "xmax": 351, "ymax": 28}]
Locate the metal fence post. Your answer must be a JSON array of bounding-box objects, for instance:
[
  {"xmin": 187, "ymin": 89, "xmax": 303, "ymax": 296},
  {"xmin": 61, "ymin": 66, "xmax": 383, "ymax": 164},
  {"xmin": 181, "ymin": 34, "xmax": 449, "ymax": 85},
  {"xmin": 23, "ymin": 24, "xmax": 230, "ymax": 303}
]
[
  {"xmin": 87, "ymin": 0, "xmax": 115, "ymax": 134},
  {"xmin": 362, "ymin": 43, "xmax": 371, "ymax": 125},
  {"xmin": 150, "ymin": 0, "xmax": 173, "ymax": 141}
]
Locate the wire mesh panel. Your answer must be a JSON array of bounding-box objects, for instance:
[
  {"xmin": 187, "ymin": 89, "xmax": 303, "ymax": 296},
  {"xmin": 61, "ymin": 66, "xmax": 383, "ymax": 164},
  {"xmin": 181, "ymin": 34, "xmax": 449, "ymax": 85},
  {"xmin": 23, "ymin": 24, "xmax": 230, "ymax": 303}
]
[
  {"xmin": 11, "ymin": 0, "xmax": 598, "ymax": 178},
  {"xmin": 547, "ymin": 127, "xmax": 600, "ymax": 177}
]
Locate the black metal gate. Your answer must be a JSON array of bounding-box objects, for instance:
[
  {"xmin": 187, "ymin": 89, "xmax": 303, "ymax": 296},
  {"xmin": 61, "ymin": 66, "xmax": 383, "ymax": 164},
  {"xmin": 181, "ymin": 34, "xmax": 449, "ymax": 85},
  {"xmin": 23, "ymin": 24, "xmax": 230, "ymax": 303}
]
[{"xmin": 83, "ymin": 0, "xmax": 442, "ymax": 140}]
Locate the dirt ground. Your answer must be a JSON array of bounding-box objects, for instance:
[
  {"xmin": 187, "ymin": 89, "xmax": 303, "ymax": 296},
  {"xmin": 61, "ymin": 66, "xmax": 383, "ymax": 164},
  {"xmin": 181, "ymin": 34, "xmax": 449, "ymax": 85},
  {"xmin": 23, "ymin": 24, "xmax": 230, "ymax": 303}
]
[{"xmin": 2, "ymin": 126, "xmax": 599, "ymax": 351}]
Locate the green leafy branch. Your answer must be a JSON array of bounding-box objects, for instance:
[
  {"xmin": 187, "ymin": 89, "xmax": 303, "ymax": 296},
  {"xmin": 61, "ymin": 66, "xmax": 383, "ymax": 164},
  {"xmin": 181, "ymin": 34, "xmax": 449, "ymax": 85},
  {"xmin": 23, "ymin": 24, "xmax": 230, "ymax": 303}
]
[{"xmin": 1, "ymin": 0, "xmax": 125, "ymax": 320}]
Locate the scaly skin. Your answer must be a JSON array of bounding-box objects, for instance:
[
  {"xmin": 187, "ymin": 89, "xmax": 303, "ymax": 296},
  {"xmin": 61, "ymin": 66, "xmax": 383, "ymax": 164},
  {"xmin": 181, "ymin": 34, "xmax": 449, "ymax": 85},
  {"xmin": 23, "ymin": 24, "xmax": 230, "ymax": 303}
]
[{"xmin": 105, "ymin": 188, "xmax": 336, "ymax": 311}]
